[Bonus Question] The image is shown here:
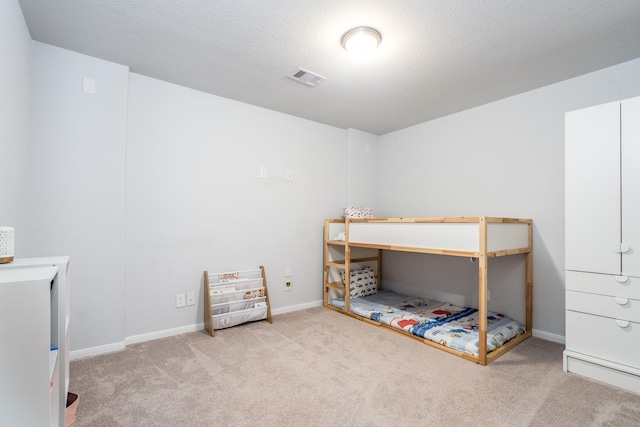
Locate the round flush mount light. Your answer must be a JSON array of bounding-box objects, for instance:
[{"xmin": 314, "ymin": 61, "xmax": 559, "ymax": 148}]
[{"xmin": 341, "ymin": 26, "xmax": 382, "ymax": 56}]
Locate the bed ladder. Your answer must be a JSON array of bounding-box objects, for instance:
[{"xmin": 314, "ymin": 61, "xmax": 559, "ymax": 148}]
[{"xmin": 323, "ymin": 219, "xmax": 381, "ymax": 313}]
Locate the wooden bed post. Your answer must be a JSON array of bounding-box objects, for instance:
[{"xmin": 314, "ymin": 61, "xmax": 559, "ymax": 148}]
[
  {"xmin": 478, "ymin": 217, "xmax": 488, "ymax": 365},
  {"xmin": 376, "ymin": 248, "xmax": 382, "ymax": 291},
  {"xmin": 323, "ymin": 220, "xmax": 330, "ymax": 308},
  {"xmin": 344, "ymin": 218, "xmax": 351, "ymax": 313},
  {"xmin": 526, "ymin": 222, "xmax": 533, "ymax": 332}
]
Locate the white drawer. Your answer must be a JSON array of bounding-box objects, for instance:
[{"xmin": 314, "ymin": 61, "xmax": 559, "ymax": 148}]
[
  {"xmin": 566, "ymin": 310, "xmax": 640, "ymax": 369},
  {"xmin": 566, "ymin": 271, "xmax": 640, "ymax": 299},
  {"xmin": 566, "ymin": 290, "xmax": 640, "ymax": 323}
]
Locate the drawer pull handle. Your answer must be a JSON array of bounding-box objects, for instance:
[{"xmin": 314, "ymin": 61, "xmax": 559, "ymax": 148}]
[
  {"xmin": 614, "ymin": 276, "xmax": 628, "ymax": 283},
  {"xmin": 615, "ymin": 319, "xmax": 630, "ymax": 328},
  {"xmin": 613, "ymin": 243, "xmax": 630, "ymax": 253},
  {"xmin": 614, "ymin": 297, "xmax": 629, "ymax": 305}
]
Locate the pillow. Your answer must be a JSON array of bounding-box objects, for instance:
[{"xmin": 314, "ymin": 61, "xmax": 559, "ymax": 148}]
[
  {"xmin": 342, "ymin": 207, "xmax": 374, "ymax": 219},
  {"xmin": 343, "ymin": 267, "xmax": 377, "ymax": 298}
]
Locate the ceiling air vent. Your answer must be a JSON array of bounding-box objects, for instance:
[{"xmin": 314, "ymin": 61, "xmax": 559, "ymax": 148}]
[{"xmin": 287, "ymin": 67, "xmax": 326, "ymax": 87}]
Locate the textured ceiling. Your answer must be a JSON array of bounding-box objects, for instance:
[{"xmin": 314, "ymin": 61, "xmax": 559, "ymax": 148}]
[{"xmin": 17, "ymin": 0, "xmax": 640, "ymax": 135}]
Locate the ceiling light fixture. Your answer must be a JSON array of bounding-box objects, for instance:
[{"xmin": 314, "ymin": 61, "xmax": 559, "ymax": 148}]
[{"xmin": 341, "ymin": 26, "xmax": 382, "ymax": 56}]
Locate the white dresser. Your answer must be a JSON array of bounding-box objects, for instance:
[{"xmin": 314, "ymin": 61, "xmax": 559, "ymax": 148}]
[
  {"xmin": 564, "ymin": 96, "xmax": 640, "ymax": 394},
  {"xmin": 0, "ymin": 257, "xmax": 70, "ymax": 426}
]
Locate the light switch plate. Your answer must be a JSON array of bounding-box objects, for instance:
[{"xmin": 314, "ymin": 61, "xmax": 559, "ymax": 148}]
[
  {"xmin": 83, "ymin": 77, "xmax": 95, "ymax": 94},
  {"xmin": 176, "ymin": 293, "xmax": 186, "ymax": 308}
]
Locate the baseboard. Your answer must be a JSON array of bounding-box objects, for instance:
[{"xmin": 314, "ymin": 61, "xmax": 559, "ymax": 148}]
[
  {"xmin": 125, "ymin": 322, "xmax": 206, "ymax": 346},
  {"xmin": 70, "ymin": 300, "xmax": 324, "ymax": 360},
  {"xmin": 532, "ymin": 328, "xmax": 565, "ymax": 344},
  {"xmin": 69, "ymin": 341, "xmax": 126, "ymax": 361},
  {"xmin": 271, "ymin": 299, "xmax": 323, "ymax": 315},
  {"xmin": 69, "ymin": 323, "xmax": 206, "ymax": 360}
]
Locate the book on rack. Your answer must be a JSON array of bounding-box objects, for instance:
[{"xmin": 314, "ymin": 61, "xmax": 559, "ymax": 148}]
[
  {"xmin": 211, "ymin": 283, "xmax": 237, "ymax": 294},
  {"xmin": 244, "ymin": 288, "xmax": 265, "ymax": 299},
  {"xmin": 219, "ymin": 272, "xmax": 239, "ymax": 282}
]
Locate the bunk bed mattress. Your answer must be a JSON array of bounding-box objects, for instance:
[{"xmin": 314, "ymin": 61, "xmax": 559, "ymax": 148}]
[{"xmin": 332, "ymin": 290, "xmax": 525, "ymax": 356}]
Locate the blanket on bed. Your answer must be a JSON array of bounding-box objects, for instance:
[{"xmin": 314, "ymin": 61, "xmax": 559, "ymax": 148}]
[{"xmin": 332, "ymin": 289, "xmax": 525, "ymax": 356}]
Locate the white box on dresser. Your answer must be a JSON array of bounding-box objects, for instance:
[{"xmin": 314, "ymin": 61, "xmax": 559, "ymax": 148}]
[{"xmin": 564, "ymin": 96, "xmax": 640, "ymax": 395}]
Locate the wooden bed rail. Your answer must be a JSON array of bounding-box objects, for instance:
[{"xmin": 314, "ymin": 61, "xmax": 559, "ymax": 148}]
[{"xmin": 346, "ymin": 216, "xmax": 531, "ymax": 224}]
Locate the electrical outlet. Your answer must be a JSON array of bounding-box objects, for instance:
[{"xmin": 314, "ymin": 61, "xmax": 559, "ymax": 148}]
[
  {"xmin": 284, "ymin": 265, "xmax": 292, "ymax": 277},
  {"xmin": 285, "ymin": 282, "xmax": 292, "ymax": 292},
  {"xmin": 260, "ymin": 167, "xmax": 267, "ymax": 178},
  {"xmin": 176, "ymin": 293, "xmax": 186, "ymax": 308},
  {"xmin": 186, "ymin": 292, "xmax": 195, "ymax": 306}
]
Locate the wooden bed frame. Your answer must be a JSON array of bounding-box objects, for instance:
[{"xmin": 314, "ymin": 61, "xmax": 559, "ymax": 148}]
[{"xmin": 323, "ymin": 216, "xmax": 533, "ymax": 365}]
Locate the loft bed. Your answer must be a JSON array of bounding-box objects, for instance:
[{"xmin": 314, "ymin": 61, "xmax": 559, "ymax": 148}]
[{"xmin": 323, "ymin": 216, "xmax": 533, "ymax": 366}]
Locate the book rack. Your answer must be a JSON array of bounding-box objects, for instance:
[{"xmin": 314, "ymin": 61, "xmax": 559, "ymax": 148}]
[{"xmin": 203, "ymin": 266, "xmax": 272, "ymax": 336}]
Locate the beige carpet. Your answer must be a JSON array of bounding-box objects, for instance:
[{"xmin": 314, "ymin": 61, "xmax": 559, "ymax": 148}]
[{"xmin": 70, "ymin": 307, "xmax": 640, "ymax": 426}]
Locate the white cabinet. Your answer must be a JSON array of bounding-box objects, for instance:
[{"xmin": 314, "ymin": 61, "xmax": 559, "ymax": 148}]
[
  {"xmin": 565, "ymin": 96, "xmax": 640, "ymax": 276},
  {"xmin": 564, "ymin": 96, "xmax": 640, "ymax": 394},
  {"xmin": 0, "ymin": 257, "xmax": 70, "ymax": 426},
  {"xmin": 1, "ymin": 266, "xmax": 58, "ymax": 426}
]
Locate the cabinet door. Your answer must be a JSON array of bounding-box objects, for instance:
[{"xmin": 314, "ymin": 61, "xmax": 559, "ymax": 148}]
[
  {"xmin": 0, "ymin": 276, "xmax": 50, "ymax": 426},
  {"xmin": 565, "ymin": 101, "xmax": 621, "ymax": 275},
  {"xmin": 622, "ymin": 96, "xmax": 640, "ymax": 277}
]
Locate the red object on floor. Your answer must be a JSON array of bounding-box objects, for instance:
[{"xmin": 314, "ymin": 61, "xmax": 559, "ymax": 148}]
[{"xmin": 66, "ymin": 392, "xmax": 79, "ymax": 427}]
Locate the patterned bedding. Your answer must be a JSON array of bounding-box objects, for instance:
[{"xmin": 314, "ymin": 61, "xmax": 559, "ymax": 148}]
[{"xmin": 332, "ymin": 289, "xmax": 525, "ymax": 356}]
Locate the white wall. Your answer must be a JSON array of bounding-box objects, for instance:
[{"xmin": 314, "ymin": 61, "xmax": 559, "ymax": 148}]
[
  {"xmin": 378, "ymin": 58, "xmax": 640, "ymax": 339},
  {"xmin": 22, "ymin": 30, "xmax": 640, "ymax": 351},
  {"xmin": 0, "ymin": 0, "xmax": 31, "ymax": 254},
  {"xmin": 24, "ymin": 43, "xmax": 366, "ymax": 354},
  {"xmin": 26, "ymin": 42, "xmax": 129, "ymax": 351},
  {"xmin": 348, "ymin": 128, "xmax": 379, "ymax": 212},
  {"xmin": 124, "ymin": 73, "xmax": 350, "ymax": 339}
]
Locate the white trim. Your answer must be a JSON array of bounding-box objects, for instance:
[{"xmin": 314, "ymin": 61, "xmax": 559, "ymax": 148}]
[
  {"xmin": 69, "ymin": 324, "xmax": 206, "ymax": 361},
  {"xmin": 271, "ymin": 299, "xmax": 323, "ymax": 315},
  {"xmin": 533, "ymin": 328, "xmax": 565, "ymax": 344},
  {"xmin": 69, "ymin": 301, "xmax": 323, "ymax": 359},
  {"xmin": 125, "ymin": 322, "xmax": 205, "ymax": 346},
  {"xmin": 564, "ymin": 350, "xmax": 640, "ymax": 394},
  {"xmin": 69, "ymin": 341, "xmax": 125, "ymax": 360}
]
